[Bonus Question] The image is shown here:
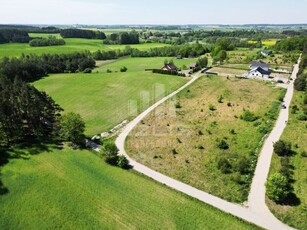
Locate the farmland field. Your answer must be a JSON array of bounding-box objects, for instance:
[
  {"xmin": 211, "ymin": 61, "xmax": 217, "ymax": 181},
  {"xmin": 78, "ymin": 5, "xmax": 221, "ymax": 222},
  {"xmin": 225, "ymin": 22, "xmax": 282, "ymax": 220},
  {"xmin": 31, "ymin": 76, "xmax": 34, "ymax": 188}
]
[
  {"xmin": 267, "ymin": 91, "xmax": 307, "ymax": 230},
  {"xmin": 34, "ymin": 57, "xmax": 196, "ymax": 136},
  {"xmin": 127, "ymin": 76, "xmax": 285, "ymax": 202},
  {"xmin": 0, "ymin": 36, "xmax": 169, "ymax": 59},
  {"xmin": 0, "ymin": 145, "xmax": 259, "ymax": 229}
]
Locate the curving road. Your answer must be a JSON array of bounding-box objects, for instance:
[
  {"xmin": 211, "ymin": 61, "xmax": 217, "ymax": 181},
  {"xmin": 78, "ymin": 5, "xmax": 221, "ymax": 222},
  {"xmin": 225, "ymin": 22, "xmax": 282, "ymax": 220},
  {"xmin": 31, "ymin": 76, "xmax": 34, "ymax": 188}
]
[{"xmin": 113, "ymin": 59, "xmax": 300, "ymax": 229}]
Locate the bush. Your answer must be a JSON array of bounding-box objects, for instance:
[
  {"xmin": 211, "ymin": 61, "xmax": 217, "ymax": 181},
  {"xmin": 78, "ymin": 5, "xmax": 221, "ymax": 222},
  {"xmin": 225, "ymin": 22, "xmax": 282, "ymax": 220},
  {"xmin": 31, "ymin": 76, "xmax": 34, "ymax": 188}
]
[
  {"xmin": 240, "ymin": 109, "xmax": 258, "ymax": 122},
  {"xmin": 301, "ymin": 150, "xmax": 307, "ymax": 157},
  {"xmin": 102, "ymin": 142, "xmax": 119, "ymax": 165},
  {"xmin": 218, "ymin": 95, "xmax": 223, "ymax": 103},
  {"xmin": 117, "ymin": 155, "xmax": 129, "ymax": 169},
  {"xmin": 235, "ymin": 157, "xmax": 250, "ymax": 175},
  {"xmin": 217, "ymin": 157, "xmax": 232, "ymax": 174},
  {"xmin": 209, "ymin": 104, "xmax": 216, "ymax": 111},
  {"xmin": 83, "ymin": 68, "xmax": 92, "ymax": 73},
  {"xmin": 59, "ymin": 112, "xmax": 85, "ymax": 145},
  {"xmin": 175, "ymin": 102, "xmax": 182, "ymax": 109},
  {"xmin": 297, "ymin": 113, "xmax": 307, "ymax": 121},
  {"xmin": 217, "ymin": 139, "xmax": 229, "ymax": 150},
  {"xmin": 273, "ymin": 140, "xmax": 292, "ymax": 156},
  {"xmin": 120, "ymin": 66, "xmax": 128, "ymax": 72},
  {"xmin": 266, "ymin": 173, "xmax": 291, "ymax": 202}
]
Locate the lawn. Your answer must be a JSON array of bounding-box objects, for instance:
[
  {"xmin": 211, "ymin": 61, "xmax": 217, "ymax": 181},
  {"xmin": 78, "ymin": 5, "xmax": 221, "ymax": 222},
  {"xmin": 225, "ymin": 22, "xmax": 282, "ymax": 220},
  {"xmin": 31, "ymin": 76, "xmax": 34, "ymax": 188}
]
[
  {"xmin": 0, "ymin": 37, "xmax": 169, "ymax": 59},
  {"xmin": 209, "ymin": 67, "xmax": 247, "ymax": 77},
  {"xmin": 0, "ymin": 145, "xmax": 259, "ymax": 229},
  {"xmin": 127, "ymin": 76, "xmax": 285, "ymax": 202},
  {"xmin": 267, "ymin": 91, "xmax": 307, "ymax": 230},
  {"xmin": 227, "ymin": 48, "xmax": 261, "ymax": 64},
  {"xmin": 34, "ymin": 57, "xmax": 196, "ymax": 136}
]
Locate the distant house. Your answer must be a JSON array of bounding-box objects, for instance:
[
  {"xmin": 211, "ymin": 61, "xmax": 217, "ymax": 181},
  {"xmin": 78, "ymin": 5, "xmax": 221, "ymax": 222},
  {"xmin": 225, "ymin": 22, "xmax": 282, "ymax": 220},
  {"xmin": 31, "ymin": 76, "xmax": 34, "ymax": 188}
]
[
  {"xmin": 176, "ymin": 55, "xmax": 182, "ymax": 59},
  {"xmin": 248, "ymin": 67, "xmax": 270, "ymax": 78},
  {"xmin": 189, "ymin": 63, "xmax": 198, "ymax": 69},
  {"xmin": 261, "ymin": 50, "xmax": 271, "ymax": 57},
  {"xmin": 250, "ymin": 60, "xmax": 270, "ymax": 71},
  {"xmin": 162, "ymin": 63, "xmax": 178, "ymax": 71}
]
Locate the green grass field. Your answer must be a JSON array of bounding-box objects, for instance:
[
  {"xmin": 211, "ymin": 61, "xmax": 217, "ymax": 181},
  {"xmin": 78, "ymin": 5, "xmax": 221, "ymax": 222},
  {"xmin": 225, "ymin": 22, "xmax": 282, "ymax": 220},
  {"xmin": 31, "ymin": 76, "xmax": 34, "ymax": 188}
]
[
  {"xmin": 127, "ymin": 76, "xmax": 284, "ymax": 202},
  {"xmin": 267, "ymin": 91, "xmax": 307, "ymax": 230},
  {"xmin": 0, "ymin": 35, "xmax": 169, "ymax": 59},
  {"xmin": 34, "ymin": 57, "xmax": 196, "ymax": 136},
  {"xmin": 0, "ymin": 145, "xmax": 259, "ymax": 229}
]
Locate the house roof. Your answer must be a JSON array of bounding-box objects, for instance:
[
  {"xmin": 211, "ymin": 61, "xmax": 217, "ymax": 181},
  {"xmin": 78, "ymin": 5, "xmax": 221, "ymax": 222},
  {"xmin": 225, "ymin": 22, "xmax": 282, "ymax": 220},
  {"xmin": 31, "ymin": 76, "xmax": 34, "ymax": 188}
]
[
  {"xmin": 190, "ymin": 63, "xmax": 198, "ymax": 68},
  {"xmin": 250, "ymin": 60, "xmax": 270, "ymax": 69},
  {"xmin": 250, "ymin": 67, "xmax": 270, "ymax": 75},
  {"xmin": 162, "ymin": 63, "xmax": 177, "ymax": 71}
]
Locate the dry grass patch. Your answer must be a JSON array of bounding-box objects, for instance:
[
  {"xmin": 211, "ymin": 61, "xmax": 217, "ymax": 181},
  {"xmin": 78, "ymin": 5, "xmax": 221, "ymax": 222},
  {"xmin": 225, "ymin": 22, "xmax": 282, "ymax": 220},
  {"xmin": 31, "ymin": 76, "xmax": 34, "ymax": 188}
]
[{"xmin": 127, "ymin": 76, "xmax": 284, "ymax": 202}]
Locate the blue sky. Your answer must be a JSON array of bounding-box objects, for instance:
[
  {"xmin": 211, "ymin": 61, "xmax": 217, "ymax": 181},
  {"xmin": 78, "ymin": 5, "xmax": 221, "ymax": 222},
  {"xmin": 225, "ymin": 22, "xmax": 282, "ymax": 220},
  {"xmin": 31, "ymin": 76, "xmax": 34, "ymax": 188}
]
[{"xmin": 0, "ymin": 0, "xmax": 306, "ymax": 25}]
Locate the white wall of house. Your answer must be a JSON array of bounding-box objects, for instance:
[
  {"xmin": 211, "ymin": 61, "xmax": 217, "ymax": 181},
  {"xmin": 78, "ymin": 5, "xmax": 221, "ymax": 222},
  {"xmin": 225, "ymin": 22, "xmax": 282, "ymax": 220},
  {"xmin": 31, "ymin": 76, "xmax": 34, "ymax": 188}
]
[{"xmin": 248, "ymin": 70, "xmax": 269, "ymax": 78}]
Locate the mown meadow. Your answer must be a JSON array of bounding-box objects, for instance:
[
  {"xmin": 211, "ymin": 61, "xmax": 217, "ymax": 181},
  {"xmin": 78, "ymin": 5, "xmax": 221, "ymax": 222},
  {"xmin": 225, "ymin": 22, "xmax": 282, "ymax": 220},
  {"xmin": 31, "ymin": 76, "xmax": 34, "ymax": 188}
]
[{"xmin": 0, "ymin": 145, "xmax": 259, "ymax": 230}]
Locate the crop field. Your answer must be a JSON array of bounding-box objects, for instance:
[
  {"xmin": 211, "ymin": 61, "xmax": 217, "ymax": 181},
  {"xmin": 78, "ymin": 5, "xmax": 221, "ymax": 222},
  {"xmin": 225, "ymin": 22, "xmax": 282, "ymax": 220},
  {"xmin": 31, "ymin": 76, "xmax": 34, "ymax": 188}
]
[
  {"xmin": 248, "ymin": 40, "xmax": 277, "ymax": 46},
  {"xmin": 127, "ymin": 76, "xmax": 285, "ymax": 202},
  {"xmin": 0, "ymin": 37, "xmax": 169, "ymax": 59},
  {"xmin": 29, "ymin": 33, "xmax": 62, "ymax": 38},
  {"xmin": 0, "ymin": 145, "xmax": 259, "ymax": 229},
  {"xmin": 34, "ymin": 57, "xmax": 196, "ymax": 136},
  {"xmin": 267, "ymin": 91, "xmax": 307, "ymax": 230}
]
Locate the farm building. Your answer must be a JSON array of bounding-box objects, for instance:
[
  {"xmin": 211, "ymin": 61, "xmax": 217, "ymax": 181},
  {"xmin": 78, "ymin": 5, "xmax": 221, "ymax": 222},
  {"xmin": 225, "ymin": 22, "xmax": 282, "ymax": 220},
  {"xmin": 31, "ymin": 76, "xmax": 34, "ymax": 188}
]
[
  {"xmin": 162, "ymin": 63, "xmax": 178, "ymax": 71},
  {"xmin": 249, "ymin": 60, "xmax": 270, "ymax": 71}
]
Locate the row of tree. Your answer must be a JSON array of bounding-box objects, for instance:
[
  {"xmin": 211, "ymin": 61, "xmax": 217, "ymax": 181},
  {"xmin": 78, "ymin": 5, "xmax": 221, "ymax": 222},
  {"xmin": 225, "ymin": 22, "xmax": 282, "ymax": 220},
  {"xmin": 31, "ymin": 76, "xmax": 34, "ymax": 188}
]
[
  {"xmin": 0, "ymin": 29, "xmax": 30, "ymax": 43},
  {"xmin": 103, "ymin": 31, "xmax": 140, "ymax": 45},
  {"xmin": 60, "ymin": 29, "xmax": 106, "ymax": 39},
  {"xmin": 0, "ymin": 52, "xmax": 95, "ymax": 82},
  {"xmin": 29, "ymin": 37, "xmax": 65, "ymax": 47},
  {"xmin": 0, "ymin": 76, "xmax": 62, "ymax": 144},
  {"xmin": 274, "ymin": 36, "xmax": 307, "ymax": 52}
]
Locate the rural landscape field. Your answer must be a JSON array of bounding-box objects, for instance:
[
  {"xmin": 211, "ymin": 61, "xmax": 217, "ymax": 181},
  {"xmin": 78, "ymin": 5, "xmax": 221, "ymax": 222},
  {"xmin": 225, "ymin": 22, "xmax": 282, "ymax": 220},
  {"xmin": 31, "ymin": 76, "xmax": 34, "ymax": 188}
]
[{"xmin": 0, "ymin": 0, "xmax": 306, "ymax": 229}]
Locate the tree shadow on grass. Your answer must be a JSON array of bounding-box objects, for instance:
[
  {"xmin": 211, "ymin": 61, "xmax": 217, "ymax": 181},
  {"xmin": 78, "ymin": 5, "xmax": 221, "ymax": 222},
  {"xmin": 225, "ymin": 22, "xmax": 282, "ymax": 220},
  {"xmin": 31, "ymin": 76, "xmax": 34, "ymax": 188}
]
[
  {"xmin": 282, "ymin": 193, "xmax": 301, "ymax": 206},
  {"xmin": 0, "ymin": 139, "xmax": 63, "ymax": 196}
]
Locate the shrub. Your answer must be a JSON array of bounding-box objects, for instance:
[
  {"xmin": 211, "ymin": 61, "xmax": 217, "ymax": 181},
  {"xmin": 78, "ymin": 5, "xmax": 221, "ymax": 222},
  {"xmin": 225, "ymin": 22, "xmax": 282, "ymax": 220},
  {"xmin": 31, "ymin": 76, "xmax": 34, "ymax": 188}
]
[
  {"xmin": 175, "ymin": 102, "xmax": 182, "ymax": 109},
  {"xmin": 117, "ymin": 155, "xmax": 129, "ymax": 169},
  {"xmin": 273, "ymin": 140, "xmax": 292, "ymax": 156},
  {"xmin": 291, "ymin": 105, "xmax": 299, "ymax": 114},
  {"xmin": 217, "ymin": 157, "xmax": 232, "ymax": 174},
  {"xmin": 301, "ymin": 150, "xmax": 307, "ymax": 157},
  {"xmin": 172, "ymin": 149, "xmax": 178, "ymax": 155},
  {"xmin": 83, "ymin": 68, "xmax": 92, "ymax": 73},
  {"xmin": 266, "ymin": 173, "xmax": 292, "ymax": 203},
  {"xmin": 209, "ymin": 104, "xmax": 216, "ymax": 111},
  {"xmin": 102, "ymin": 142, "xmax": 119, "ymax": 165},
  {"xmin": 235, "ymin": 157, "xmax": 250, "ymax": 175},
  {"xmin": 218, "ymin": 95, "xmax": 223, "ymax": 103},
  {"xmin": 217, "ymin": 139, "xmax": 229, "ymax": 150},
  {"xmin": 59, "ymin": 112, "xmax": 85, "ymax": 145},
  {"xmin": 227, "ymin": 102, "xmax": 232, "ymax": 107},
  {"xmin": 240, "ymin": 109, "xmax": 258, "ymax": 122},
  {"xmin": 120, "ymin": 66, "xmax": 128, "ymax": 72},
  {"xmin": 297, "ymin": 113, "xmax": 307, "ymax": 121}
]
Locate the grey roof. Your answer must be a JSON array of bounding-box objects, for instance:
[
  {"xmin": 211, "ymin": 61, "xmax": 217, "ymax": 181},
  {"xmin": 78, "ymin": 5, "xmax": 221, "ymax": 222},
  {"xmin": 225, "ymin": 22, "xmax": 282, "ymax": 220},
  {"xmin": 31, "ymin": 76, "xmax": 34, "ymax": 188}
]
[
  {"xmin": 162, "ymin": 63, "xmax": 177, "ymax": 71},
  {"xmin": 250, "ymin": 60, "xmax": 270, "ymax": 69}
]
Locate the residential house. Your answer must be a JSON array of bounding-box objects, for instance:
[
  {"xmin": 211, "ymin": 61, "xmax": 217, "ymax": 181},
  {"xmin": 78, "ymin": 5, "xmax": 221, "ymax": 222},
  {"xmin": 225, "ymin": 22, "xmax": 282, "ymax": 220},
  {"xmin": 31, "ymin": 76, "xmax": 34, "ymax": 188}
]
[
  {"xmin": 189, "ymin": 63, "xmax": 198, "ymax": 69},
  {"xmin": 162, "ymin": 63, "xmax": 178, "ymax": 71},
  {"xmin": 248, "ymin": 67, "xmax": 270, "ymax": 78}
]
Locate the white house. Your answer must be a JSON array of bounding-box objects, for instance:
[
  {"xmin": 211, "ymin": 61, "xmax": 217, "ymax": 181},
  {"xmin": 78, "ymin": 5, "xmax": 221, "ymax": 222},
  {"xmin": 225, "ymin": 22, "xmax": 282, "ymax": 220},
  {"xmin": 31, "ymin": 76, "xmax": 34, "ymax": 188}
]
[
  {"xmin": 247, "ymin": 67, "xmax": 270, "ymax": 78},
  {"xmin": 261, "ymin": 50, "xmax": 271, "ymax": 57}
]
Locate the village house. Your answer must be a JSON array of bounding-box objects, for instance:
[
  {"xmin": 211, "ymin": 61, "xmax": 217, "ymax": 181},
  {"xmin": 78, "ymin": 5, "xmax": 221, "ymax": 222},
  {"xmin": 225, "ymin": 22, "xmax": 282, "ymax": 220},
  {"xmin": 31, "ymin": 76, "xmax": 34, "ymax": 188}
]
[
  {"xmin": 249, "ymin": 60, "xmax": 270, "ymax": 71},
  {"xmin": 162, "ymin": 62, "xmax": 178, "ymax": 71},
  {"xmin": 261, "ymin": 50, "xmax": 272, "ymax": 57},
  {"xmin": 189, "ymin": 63, "xmax": 198, "ymax": 69},
  {"xmin": 243, "ymin": 60, "xmax": 271, "ymax": 78}
]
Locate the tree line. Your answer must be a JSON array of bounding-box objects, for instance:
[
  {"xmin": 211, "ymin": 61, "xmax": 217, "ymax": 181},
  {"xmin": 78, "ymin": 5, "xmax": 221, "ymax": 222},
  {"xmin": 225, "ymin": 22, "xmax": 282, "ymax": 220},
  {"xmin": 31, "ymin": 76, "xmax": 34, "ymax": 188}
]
[
  {"xmin": 103, "ymin": 31, "xmax": 140, "ymax": 45},
  {"xmin": 274, "ymin": 36, "xmax": 307, "ymax": 52},
  {"xmin": 0, "ymin": 52, "xmax": 95, "ymax": 82},
  {"xmin": 29, "ymin": 37, "xmax": 65, "ymax": 47},
  {"xmin": 60, "ymin": 29, "xmax": 106, "ymax": 39},
  {"xmin": 0, "ymin": 76, "xmax": 62, "ymax": 145},
  {"xmin": 0, "ymin": 29, "xmax": 30, "ymax": 43}
]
